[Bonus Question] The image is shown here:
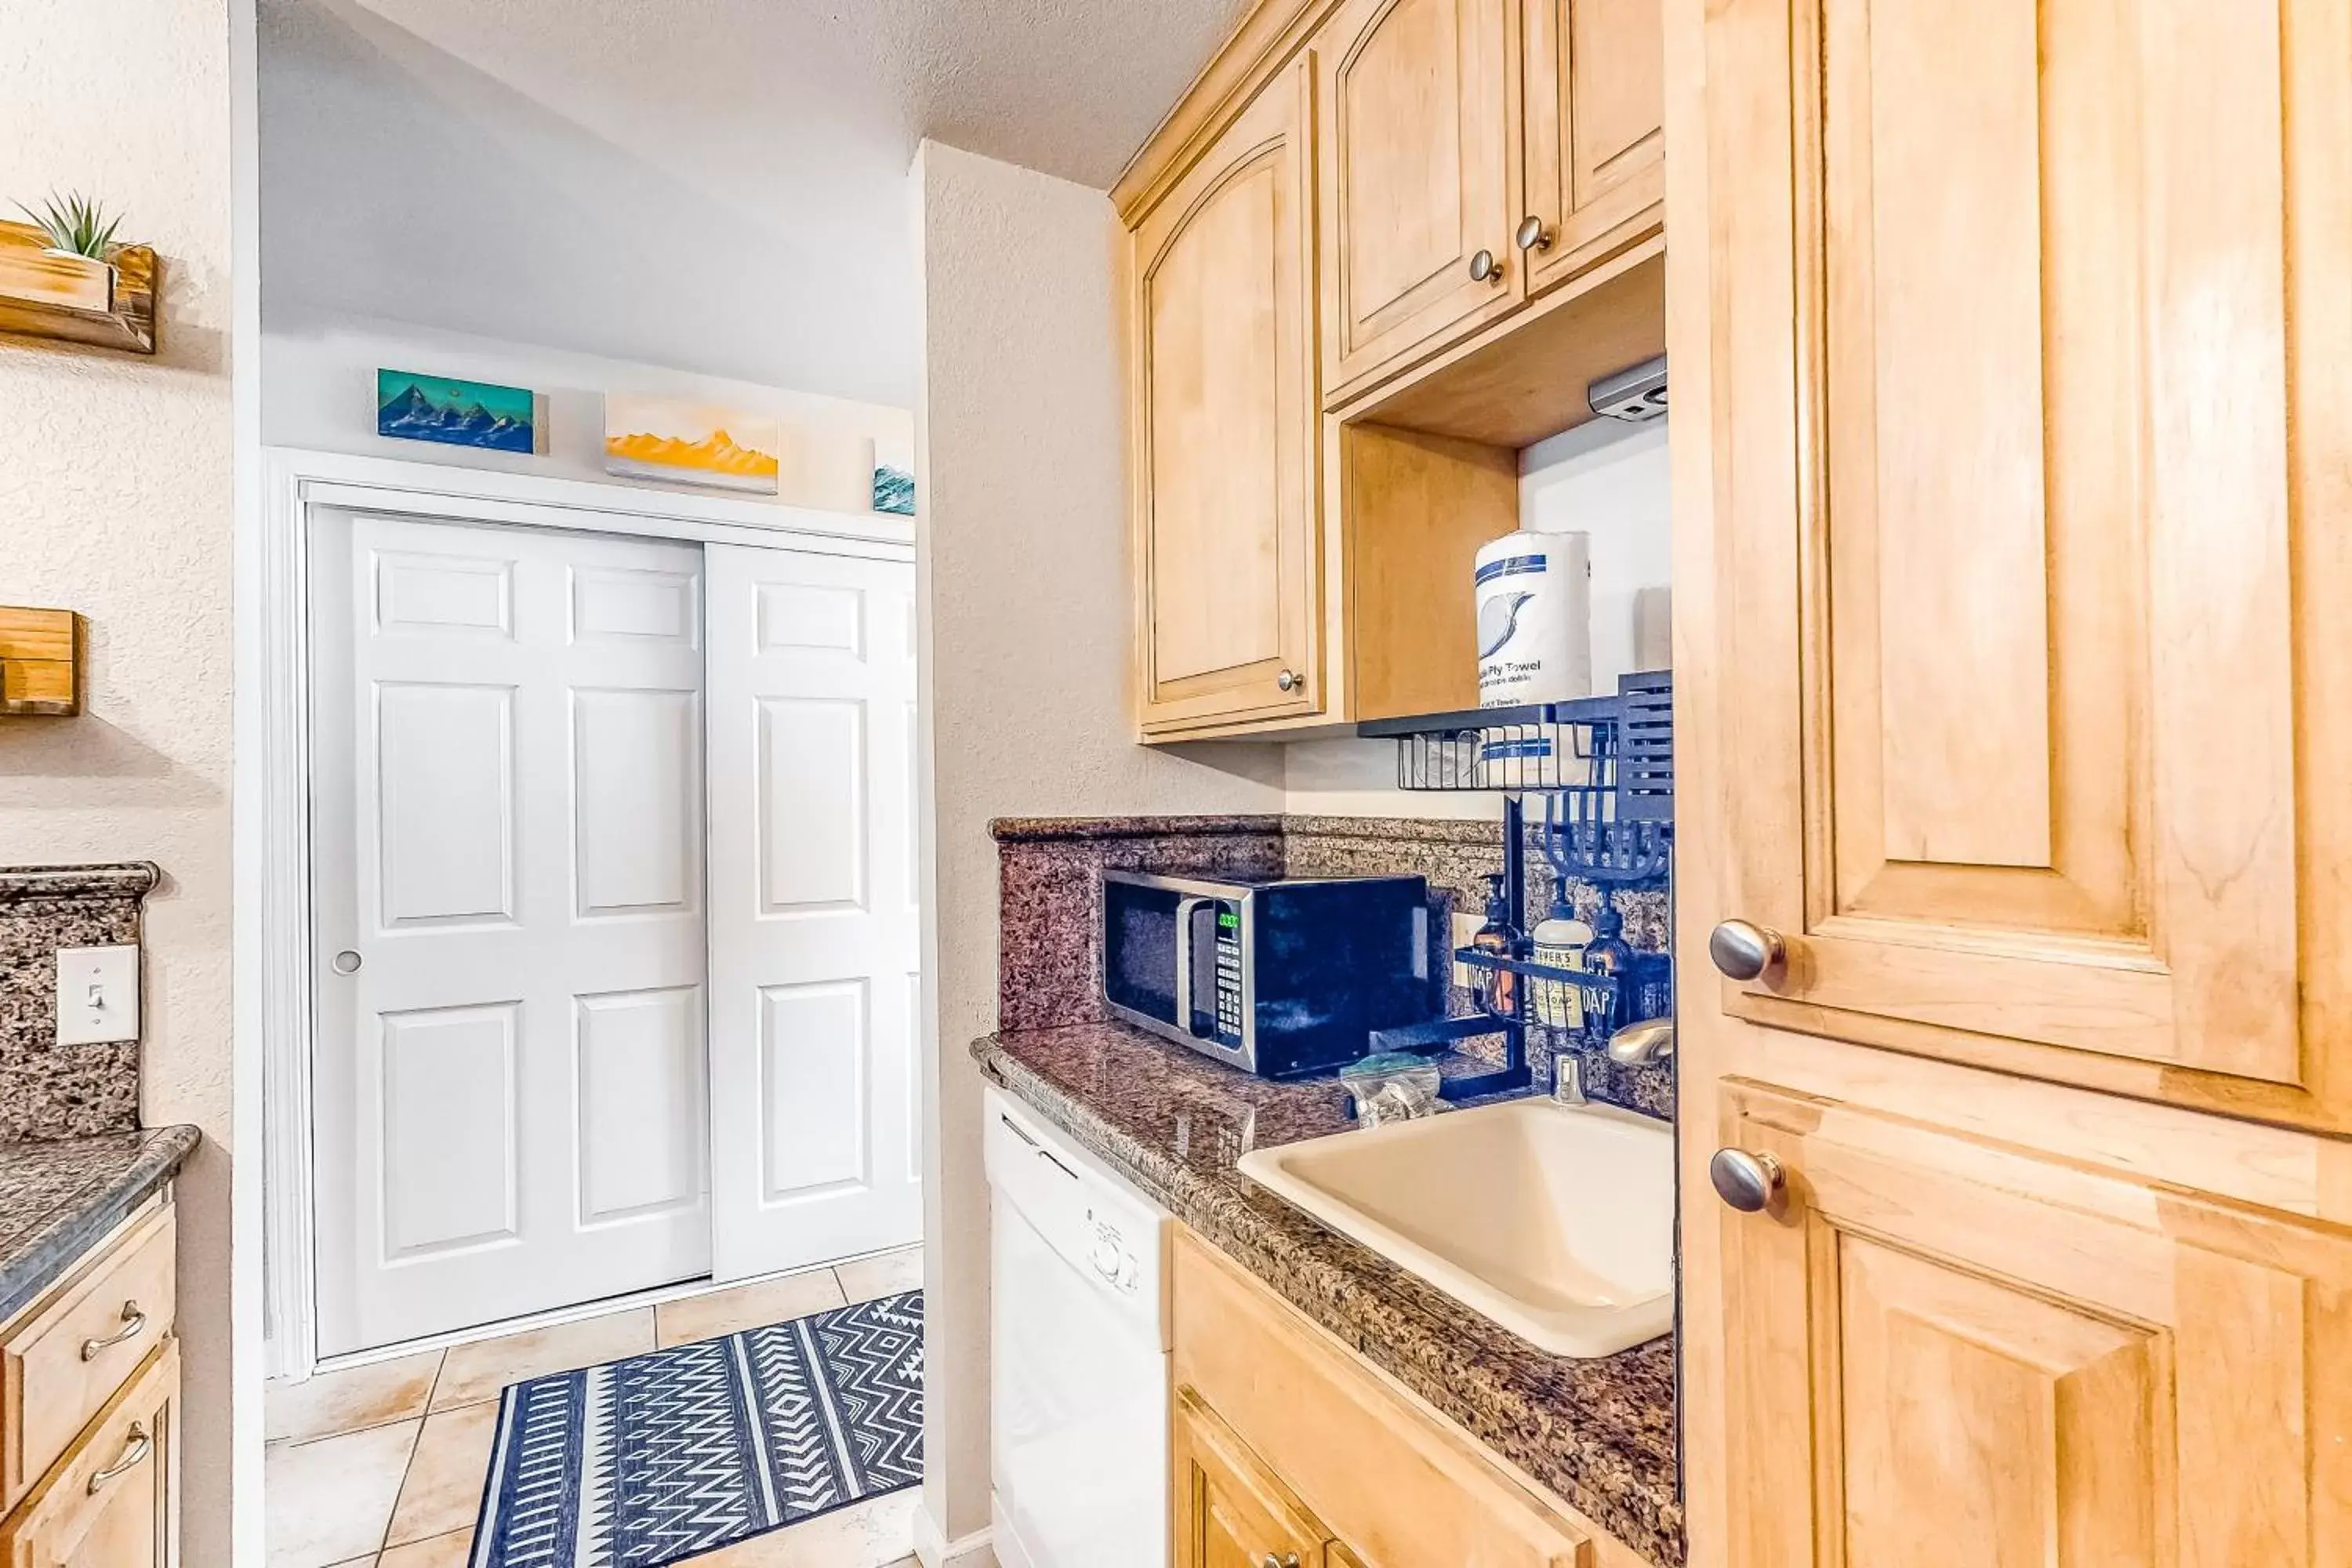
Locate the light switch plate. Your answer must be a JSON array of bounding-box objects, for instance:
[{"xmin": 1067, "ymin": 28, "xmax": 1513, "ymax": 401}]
[{"xmin": 56, "ymin": 945, "xmax": 138, "ymax": 1046}]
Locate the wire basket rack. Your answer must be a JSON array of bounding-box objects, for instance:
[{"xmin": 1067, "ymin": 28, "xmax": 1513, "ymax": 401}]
[{"xmin": 1359, "ymin": 671, "xmax": 1674, "ymax": 883}]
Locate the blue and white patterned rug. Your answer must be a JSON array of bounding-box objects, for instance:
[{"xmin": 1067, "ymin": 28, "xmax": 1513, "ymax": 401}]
[{"xmin": 470, "ymin": 1291, "xmax": 923, "ymax": 1567}]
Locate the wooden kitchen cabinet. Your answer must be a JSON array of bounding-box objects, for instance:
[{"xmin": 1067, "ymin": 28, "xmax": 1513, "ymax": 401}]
[
  {"xmin": 1693, "ymin": 0, "xmax": 2352, "ymax": 1134},
  {"xmin": 1520, "ymin": 0, "xmax": 1662, "ymax": 296},
  {"xmin": 1316, "ymin": 0, "xmax": 1523, "ymax": 401},
  {"xmin": 0, "ymin": 1339, "xmax": 177, "ymax": 1568},
  {"xmin": 1174, "ymin": 1390, "xmax": 1331, "ymax": 1568},
  {"xmin": 1172, "ymin": 1228, "xmax": 1607, "ymax": 1568},
  {"xmin": 1710, "ymin": 1080, "xmax": 2352, "ymax": 1564},
  {"xmin": 1130, "ymin": 59, "xmax": 1324, "ymax": 735}
]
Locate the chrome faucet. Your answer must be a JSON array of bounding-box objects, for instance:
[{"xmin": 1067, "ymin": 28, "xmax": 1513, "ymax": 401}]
[{"xmin": 1606, "ymin": 1016, "xmax": 1675, "ymax": 1066}]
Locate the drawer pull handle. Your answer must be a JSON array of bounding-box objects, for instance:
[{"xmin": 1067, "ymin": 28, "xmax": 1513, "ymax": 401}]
[
  {"xmin": 85, "ymin": 1424, "xmax": 151, "ymax": 1494},
  {"xmin": 81, "ymin": 1301, "xmax": 147, "ymax": 1361}
]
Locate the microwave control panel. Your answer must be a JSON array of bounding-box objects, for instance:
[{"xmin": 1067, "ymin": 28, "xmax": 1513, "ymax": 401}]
[{"xmin": 1211, "ymin": 903, "xmax": 1243, "ymax": 1043}]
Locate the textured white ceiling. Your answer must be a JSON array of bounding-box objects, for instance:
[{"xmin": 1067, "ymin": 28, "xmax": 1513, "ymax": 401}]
[{"xmin": 260, "ymin": 0, "xmax": 1249, "ymax": 405}]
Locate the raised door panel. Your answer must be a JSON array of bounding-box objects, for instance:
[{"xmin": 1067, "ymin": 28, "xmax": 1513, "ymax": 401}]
[
  {"xmin": 1320, "ymin": 0, "xmax": 1522, "ymax": 396},
  {"xmin": 1134, "ymin": 64, "xmax": 1322, "ymax": 734},
  {"xmin": 1712, "ymin": 1079, "xmax": 2352, "ymax": 1566},
  {"xmin": 0, "ymin": 1341, "xmax": 178, "ymax": 1568},
  {"xmin": 1522, "ymin": 0, "xmax": 1663, "ymax": 296},
  {"xmin": 1173, "ymin": 1390, "xmax": 1330, "ymax": 1568},
  {"xmin": 1701, "ymin": 0, "xmax": 2352, "ymax": 1130}
]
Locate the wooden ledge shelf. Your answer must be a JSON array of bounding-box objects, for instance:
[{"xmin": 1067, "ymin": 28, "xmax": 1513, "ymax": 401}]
[
  {"xmin": 0, "ymin": 220, "xmax": 157, "ymax": 356},
  {"xmin": 0, "ymin": 609, "xmax": 84, "ymax": 716}
]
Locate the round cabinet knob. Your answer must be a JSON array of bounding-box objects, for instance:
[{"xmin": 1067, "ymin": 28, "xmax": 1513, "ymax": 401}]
[
  {"xmin": 331, "ymin": 949, "xmax": 364, "ymax": 976},
  {"xmin": 1276, "ymin": 668, "xmax": 1299, "ymax": 692},
  {"xmin": 1515, "ymin": 214, "xmax": 1554, "ymax": 252},
  {"xmin": 1708, "ymin": 919, "xmax": 1784, "ymax": 982},
  {"xmin": 1710, "ymin": 1147, "xmax": 1786, "ymax": 1213},
  {"xmin": 1260, "ymin": 1556, "xmax": 1301, "ymax": 1568},
  {"xmin": 1469, "ymin": 248, "xmax": 1505, "ymax": 284}
]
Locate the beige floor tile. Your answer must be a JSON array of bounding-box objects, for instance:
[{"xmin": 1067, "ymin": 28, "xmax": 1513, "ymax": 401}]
[
  {"xmin": 265, "ymin": 1418, "xmax": 419, "ymax": 1568},
  {"xmin": 267, "ymin": 1350, "xmax": 445, "ymax": 1445},
  {"xmin": 388, "ymin": 1402, "xmax": 501, "ymax": 1547},
  {"xmin": 430, "ymin": 1307, "xmax": 655, "ymax": 1410},
  {"xmin": 677, "ymin": 1490, "xmax": 919, "ymax": 1566},
  {"xmin": 657, "ymin": 1269, "xmax": 847, "ymax": 1348},
  {"xmin": 833, "ymin": 1247, "xmax": 922, "ymax": 1305},
  {"xmin": 379, "ymin": 1527, "xmax": 474, "ymax": 1566}
]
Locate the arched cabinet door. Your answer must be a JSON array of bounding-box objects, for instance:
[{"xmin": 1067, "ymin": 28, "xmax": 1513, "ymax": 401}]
[
  {"xmin": 1699, "ymin": 0, "xmax": 2352, "ymax": 1133},
  {"xmin": 1131, "ymin": 59, "xmax": 1323, "ymax": 736}
]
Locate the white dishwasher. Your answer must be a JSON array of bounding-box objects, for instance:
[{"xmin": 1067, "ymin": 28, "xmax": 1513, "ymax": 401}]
[{"xmin": 987, "ymin": 1087, "xmax": 1173, "ymax": 1568}]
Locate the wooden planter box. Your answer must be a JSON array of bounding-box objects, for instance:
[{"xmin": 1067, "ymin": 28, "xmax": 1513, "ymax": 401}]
[{"xmin": 0, "ymin": 220, "xmax": 155, "ymax": 355}]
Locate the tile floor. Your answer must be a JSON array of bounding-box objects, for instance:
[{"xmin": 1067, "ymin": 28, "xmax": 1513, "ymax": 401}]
[{"xmin": 266, "ymin": 1247, "xmax": 927, "ymax": 1568}]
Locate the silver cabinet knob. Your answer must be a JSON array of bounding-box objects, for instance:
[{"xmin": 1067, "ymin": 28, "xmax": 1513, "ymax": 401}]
[
  {"xmin": 331, "ymin": 949, "xmax": 363, "ymax": 975},
  {"xmin": 1259, "ymin": 1556, "xmax": 1301, "ymax": 1568},
  {"xmin": 1515, "ymin": 214, "xmax": 1553, "ymax": 252},
  {"xmin": 1708, "ymin": 920, "xmax": 1784, "ymax": 981},
  {"xmin": 1276, "ymin": 668, "xmax": 1299, "ymax": 692},
  {"xmin": 1469, "ymin": 248, "xmax": 1505, "ymax": 284},
  {"xmin": 1711, "ymin": 1148, "xmax": 1785, "ymax": 1213}
]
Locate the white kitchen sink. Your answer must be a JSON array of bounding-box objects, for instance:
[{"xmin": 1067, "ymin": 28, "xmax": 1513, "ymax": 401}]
[{"xmin": 1236, "ymin": 1096, "xmax": 1675, "ymax": 1358}]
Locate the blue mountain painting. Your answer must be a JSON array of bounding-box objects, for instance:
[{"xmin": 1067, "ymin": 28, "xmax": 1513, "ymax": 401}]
[{"xmin": 376, "ymin": 370, "xmax": 535, "ymax": 455}]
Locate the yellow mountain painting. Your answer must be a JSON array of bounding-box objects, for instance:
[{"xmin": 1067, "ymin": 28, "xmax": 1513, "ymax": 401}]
[{"xmin": 603, "ymin": 394, "xmax": 783, "ymax": 495}]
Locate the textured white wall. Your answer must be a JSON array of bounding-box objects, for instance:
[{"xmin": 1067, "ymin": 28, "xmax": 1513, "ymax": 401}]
[
  {"xmin": 912, "ymin": 139, "xmax": 1283, "ymax": 1546},
  {"xmin": 0, "ymin": 0, "xmax": 237, "ymax": 1559},
  {"xmin": 262, "ymin": 306, "xmax": 914, "ymax": 514}
]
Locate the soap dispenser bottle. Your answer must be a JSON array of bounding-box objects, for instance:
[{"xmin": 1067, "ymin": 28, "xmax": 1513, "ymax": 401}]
[
  {"xmin": 1468, "ymin": 873, "xmax": 1527, "ymax": 1017},
  {"xmin": 1530, "ymin": 886, "xmax": 1595, "ymax": 1029},
  {"xmin": 1580, "ymin": 895, "xmax": 1638, "ymax": 1040}
]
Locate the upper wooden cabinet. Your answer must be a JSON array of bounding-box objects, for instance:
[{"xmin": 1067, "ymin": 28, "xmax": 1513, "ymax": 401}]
[
  {"xmin": 1712, "ymin": 1079, "xmax": 2352, "ymax": 1566},
  {"xmin": 1317, "ymin": 0, "xmax": 1523, "ymax": 400},
  {"xmin": 1131, "ymin": 60, "xmax": 1324, "ymax": 735},
  {"xmin": 1521, "ymin": 0, "xmax": 1663, "ymax": 296},
  {"xmin": 1697, "ymin": 0, "xmax": 2352, "ymax": 1132}
]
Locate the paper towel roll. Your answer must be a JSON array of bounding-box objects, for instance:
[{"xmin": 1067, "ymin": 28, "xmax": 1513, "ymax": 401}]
[{"xmin": 1474, "ymin": 529, "xmax": 1592, "ymax": 707}]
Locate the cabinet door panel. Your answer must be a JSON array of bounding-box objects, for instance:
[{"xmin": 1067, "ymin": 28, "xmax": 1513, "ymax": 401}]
[
  {"xmin": 1523, "ymin": 0, "xmax": 1664, "ymax": 296},
  {"xmin": 0, "ymin": 1340, "xmax": 178, "ymax": 1568},
  {"xmin": 1702, "ymin": 0, "xmax": 2352, "ymax": 1129},
  {"xmin": 1714, "ymin": 1079, "xmax": 2352, "ymax": 1566},
  {"xmin": 1135, "ymin": 63, "xmax": 1323, "ymax": 734},
  {"xmin": 1320, "ymin": 0, "xmax": 1522, "ymax": 397},
  {"xmin": 1174, "ymin": 1388, "xmax": 1330, "ymax": 1568}
]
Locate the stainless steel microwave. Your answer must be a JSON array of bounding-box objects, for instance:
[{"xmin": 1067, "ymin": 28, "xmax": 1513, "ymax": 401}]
[{"xmin": 1101, "ymin": 869, "xmax": 1436, "ymax": 1078}]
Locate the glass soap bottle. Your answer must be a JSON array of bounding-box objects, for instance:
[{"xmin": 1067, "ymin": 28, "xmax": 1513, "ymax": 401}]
[
  {"xmin": 1580, "ymin": 895, "xmax": 1637, "ymax": 1040},
  {"xmin": 1468, "ymin": 873, "xmax": 1526, "ymax": 1017}
]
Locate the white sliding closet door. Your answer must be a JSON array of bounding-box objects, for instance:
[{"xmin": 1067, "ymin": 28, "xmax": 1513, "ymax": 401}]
[
  {"xmin": 705, "ymin": 545, "xmax": 922, "ymax": 1282},
  {"xmin": 311, "ymin": 512, "xmax": 711, "ymax": 1355}
]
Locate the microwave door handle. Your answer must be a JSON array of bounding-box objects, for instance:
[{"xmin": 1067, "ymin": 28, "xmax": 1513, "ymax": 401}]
[{"xmin": 1173, "ymin": 895, "xmax": 1207, "ymax": 1040}]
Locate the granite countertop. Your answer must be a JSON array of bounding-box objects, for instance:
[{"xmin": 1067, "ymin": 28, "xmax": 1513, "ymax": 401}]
[
  {"xmin": 0, "ymin": 1125, "xmax": 200, "ymax": 1323},
  {"xmin": 974, "ymin": 1022, "xmax": 1683, "ymax": 1566}
]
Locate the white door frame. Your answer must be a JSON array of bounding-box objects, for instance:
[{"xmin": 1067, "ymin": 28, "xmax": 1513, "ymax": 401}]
[{"xmin": 255, "ymin": 445, "xmax": 915, "ymax": 1381}]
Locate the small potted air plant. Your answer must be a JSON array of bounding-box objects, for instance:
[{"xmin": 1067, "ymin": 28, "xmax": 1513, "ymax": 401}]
[{"xmin": 9, "ymin": 192, "xmax": 124, "ymax": 314}]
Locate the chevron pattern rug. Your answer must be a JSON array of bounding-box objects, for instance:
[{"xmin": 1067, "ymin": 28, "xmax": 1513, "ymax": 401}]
[{"xmin": 470, "ymin": 1291, "xmax": 923, "ymax": 1567}]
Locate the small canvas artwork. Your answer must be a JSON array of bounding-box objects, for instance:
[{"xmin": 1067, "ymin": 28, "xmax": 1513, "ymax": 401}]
[
  {"xmin": 604, "ymin": 394, "xmax": 781, "ymax": 495},
  {"xmin": 873, "ymin": 432, "xmax": 915, "ymax": 516},
  {"xmin": 376, "ymin": 369, "xmax": 535, "ymax": 453}
]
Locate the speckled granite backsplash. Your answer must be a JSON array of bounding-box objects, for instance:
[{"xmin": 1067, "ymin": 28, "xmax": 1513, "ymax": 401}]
[
  {"xmin": 0, "ymin": 865, "xmax": 155, "ymax": 1141},
  {"xmin": 992, "ymin": 814, "xmax": 1675, "ymax": 1120}
]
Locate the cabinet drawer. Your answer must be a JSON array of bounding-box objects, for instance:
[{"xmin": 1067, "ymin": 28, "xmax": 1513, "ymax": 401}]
[
  {"xmin": 1172, "ymin": 1229, "xmax": 1588, "ymax": 1568},
  {"xmin": 0, "ymin": 1339, "xmax": 176, "ymax": 1568},
  {"xmin": 2, "ymin": 1206, "xmax": 175, "ymax": 1512}
]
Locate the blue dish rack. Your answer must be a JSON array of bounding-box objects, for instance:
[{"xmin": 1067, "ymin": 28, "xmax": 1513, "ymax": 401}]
[{"xmin": 1355, "ymin": 670, "xmax": 1674, "ymax": 1100}]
